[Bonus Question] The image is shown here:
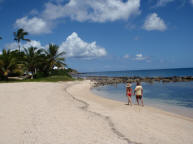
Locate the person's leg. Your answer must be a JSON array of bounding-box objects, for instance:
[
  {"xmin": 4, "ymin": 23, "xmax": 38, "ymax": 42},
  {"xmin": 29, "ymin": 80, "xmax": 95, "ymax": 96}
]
[
  {"xmin": 129, "ymin": 96, "xmax": 132, "ymax": 106},
  {"xmin": 128, "ymin": 97, "xmax": 130, "ymax": 105},
  {"xmin": 136, "ymin": 96, "xmax": 139, "ymax": 105},
  {"xmin": 141, "ymin": 97, "xmax": 144, "ymax": 106}
]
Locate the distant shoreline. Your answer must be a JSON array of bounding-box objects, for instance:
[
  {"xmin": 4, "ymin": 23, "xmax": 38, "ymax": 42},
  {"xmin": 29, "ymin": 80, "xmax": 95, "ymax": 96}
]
[
  {"xmin": 79, "ymin": 67, "xmax": 193, "ymax": 74},
  {"xmin": 85, "ymin": 76, "xmax": 193, "ymax": 87}
]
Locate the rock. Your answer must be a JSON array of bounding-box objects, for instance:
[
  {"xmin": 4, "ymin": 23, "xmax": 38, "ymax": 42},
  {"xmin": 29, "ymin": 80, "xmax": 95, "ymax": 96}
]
[
  {"xmin": 162, "ymin": 79, "xmax": 171, "ymax": 83},
  {"xmin": 87, "ymin": 75, "xmax": 193, "ymax": 87}
]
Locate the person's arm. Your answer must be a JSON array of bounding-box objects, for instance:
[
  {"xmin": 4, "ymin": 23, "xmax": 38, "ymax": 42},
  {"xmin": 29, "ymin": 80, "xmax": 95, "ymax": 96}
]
[
  {"xmin": 126, "ymin": 88, "xmax": 128, "ymax": 96},
  {"xmin": 141, "ymin": 88, "xmax": 143, "ymax": 96}
]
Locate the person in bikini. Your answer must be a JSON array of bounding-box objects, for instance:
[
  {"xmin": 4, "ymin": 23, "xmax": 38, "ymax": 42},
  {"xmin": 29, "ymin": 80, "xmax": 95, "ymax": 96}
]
[
  {"xmin": 134, "ymin": 81, "xmax": 144, "ymax": 106},
  {"xmin": 126, "ymin": 83, "xmax": 132, "ymax": 106}
]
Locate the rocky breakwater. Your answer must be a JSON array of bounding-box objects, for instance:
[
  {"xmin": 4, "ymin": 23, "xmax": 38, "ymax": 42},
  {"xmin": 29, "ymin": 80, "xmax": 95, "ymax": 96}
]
[{"xmin": 86, "ymin": 76, "xmax": 193, "ymax": 87}]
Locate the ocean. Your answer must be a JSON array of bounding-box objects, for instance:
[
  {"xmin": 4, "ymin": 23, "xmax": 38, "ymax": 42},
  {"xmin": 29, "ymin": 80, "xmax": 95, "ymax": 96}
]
[
  {"xmin": 80, "ymin": 68, "xmax": 193, "ymax": 77},
  {"xmin": 80, "ymin": 68, "xmax": 193, "ymax": 118}
]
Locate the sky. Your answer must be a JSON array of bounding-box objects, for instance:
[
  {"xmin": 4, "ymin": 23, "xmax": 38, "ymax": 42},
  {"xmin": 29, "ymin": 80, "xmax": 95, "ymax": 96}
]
[{"xmin": 0, "ymin": 0, "xmax": 193, "ymax": 72}]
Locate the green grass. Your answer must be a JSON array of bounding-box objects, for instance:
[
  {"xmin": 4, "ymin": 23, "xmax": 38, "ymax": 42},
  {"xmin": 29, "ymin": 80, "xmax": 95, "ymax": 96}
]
[
  {"xmin": 0, "ymin": 75, "xmax": 78, "ymax": 83},
  {"xmin": 25, "ymin": 75, "xmax": 75, "ymax": 82}
]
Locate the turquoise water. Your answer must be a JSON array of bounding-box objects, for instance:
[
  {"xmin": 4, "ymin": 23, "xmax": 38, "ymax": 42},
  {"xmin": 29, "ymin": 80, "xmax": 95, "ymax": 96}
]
[
  {"xmin": 92, "ymin": 82, "xmax": 193, "ymax": 117},
  {"xmin": 92, "ymin": 82, "xmax": 193, "ymax": 108},
  {"xmin": 82, "ymin": 68, "xmax": 193, "ymax": 117}
]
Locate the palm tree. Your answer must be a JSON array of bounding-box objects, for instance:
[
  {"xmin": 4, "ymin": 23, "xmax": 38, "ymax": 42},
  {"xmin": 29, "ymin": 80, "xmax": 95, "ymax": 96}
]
[
  {"xmin": 0, "ymin": 49, "xmax": 18, "ymax": 80},
  {"xmin": 23, "ymin": 47, "xmax": 43, "ymax": 79},
  {"xmin": 45, "ymin": 44, "xmax": 66, "ymax": 72},
  {"xmin": 14, "ymin": 28, "xmax": 30, "ymax": 52}
]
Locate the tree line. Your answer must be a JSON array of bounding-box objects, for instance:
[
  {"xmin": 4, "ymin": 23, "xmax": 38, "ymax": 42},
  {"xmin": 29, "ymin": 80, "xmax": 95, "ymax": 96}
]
[{"xmin": 0, "ymin": 28, "xmax": 69, "ymax": 81}]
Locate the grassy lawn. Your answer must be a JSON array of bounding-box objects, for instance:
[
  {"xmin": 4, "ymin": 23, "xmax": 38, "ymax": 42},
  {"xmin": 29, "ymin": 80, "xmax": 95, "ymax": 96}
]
[
  {"xmin": 0, "ymin": 75, "xmax": 78, "ymax": 83},
  {"xmin": 25, "ymin": 75, "xmax": 75, "ymax": 82}
]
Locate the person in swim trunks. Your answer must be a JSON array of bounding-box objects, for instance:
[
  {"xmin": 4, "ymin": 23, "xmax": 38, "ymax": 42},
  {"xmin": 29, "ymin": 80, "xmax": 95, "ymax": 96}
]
[
  {"xmin": 126, "ymin": 83, "xmax": 132, "ymax": 106},
  {"xmin": 134, "ymin": 81, "xmax": 144, "ymax": 106}
]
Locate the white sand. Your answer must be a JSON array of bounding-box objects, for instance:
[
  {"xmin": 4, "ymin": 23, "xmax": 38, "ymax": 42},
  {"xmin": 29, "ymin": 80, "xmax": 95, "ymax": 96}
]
[{"xmin": 0, "ymin": 81, "xmax": 193, "ymax": 144}]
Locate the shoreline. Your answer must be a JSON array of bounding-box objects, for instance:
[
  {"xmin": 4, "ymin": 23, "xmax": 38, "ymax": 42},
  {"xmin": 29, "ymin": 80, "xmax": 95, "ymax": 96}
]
[
  {"xmin": 67, "ymin": 80, "xmax": 193, "ymax": 143},
  {"xmin": 68, "ymin": 80, "xmax": 193, "ymax": 122},
  {"xmin": 0, "ymin": 81, "xmax": 193, "ymax": 144},
  {"xmin": 91, "ymin": 86, "xmax": 193, "ymax": 119}
]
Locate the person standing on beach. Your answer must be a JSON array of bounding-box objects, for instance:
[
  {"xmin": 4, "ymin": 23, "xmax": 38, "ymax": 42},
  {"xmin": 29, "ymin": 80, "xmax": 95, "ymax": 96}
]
[
  {"xmin": 134, "ymin": 81, "xmax": 144, "ymax": 106},
  {"xmin": 126, "ymin": 83, "xmax": 132, "ymax": 106}
]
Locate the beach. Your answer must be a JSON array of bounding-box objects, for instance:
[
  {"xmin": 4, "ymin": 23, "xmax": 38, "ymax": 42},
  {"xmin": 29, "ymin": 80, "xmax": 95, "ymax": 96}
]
[{"xmin": 0, "ymin": 81, "xmax": 193, "ymax": 144}]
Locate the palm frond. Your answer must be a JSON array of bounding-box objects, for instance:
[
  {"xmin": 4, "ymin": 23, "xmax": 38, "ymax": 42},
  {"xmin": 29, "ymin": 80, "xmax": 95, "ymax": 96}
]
[
  {"xmin": 14, "ymin": 28, "xmax": 30, "ymax": 51},
  {"xmin": 22, "ymin": 38, "xmax": 31, "ymax": 42}
]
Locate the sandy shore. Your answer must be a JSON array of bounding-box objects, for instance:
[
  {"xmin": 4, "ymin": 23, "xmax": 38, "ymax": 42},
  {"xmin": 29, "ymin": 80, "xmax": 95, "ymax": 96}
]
[{"xmin": 0, "ymin": 81, "xmax": 193, "ymax": 144}]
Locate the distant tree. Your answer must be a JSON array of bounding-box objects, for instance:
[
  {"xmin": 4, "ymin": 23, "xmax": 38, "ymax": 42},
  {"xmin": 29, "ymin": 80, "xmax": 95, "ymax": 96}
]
[
  {"xmin": 14, "ymin": 28, "xmax": 30, "ymax": 52},
  {"xmin": 45, "ymin": 44, "xmax": 66, "ymax": 72}
]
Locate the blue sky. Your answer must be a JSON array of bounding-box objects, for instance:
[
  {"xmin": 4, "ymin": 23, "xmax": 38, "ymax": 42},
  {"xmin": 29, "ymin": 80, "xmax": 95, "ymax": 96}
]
[{"xmin": 0, "ymin": 0, "xmax": 193, "ymax": 72}]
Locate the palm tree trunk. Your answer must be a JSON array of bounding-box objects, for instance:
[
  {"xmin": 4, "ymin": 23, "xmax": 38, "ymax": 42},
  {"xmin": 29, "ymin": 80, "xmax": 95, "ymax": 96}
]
[{"xmin": 18, "ymin": 41, "xmax": 20, "ymax": 52}]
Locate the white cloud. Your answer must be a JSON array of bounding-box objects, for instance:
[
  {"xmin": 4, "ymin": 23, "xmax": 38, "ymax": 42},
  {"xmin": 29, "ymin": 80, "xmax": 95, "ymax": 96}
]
[
  {"xmin": 5, "ymin": 42, "xmax": 18, "ymax": 50},
  {"xmin": 23, "ymin": 40, "xmax": 44, "ymax": 49},
  {"xmin": 15, "ymin": 16, "xmax": 51, "ymax": 34},
  {"xmin": 123, "ymin": 54, "xmax": 130, "ymax": 59},
  {"xmin": 135, "ymin": 53, "xmax": 146, "ymax": 60},
  {"xmin": 155, "ymin": 0, "xmax": 174, "ymax": 7},
  {"xmin": 123, "ymin": 53, "xmax": 149, "ymax": 61},
  {"xmin": 60, "ymin": 32, "xmax": 107, "ymax": 58},
  {"xmin": 190, "ymin": 0, "xmax": 193, "ymax": 5},
  {"xmin": 5, "ymin": 40, "xmax": 44, "ymax": 51},
  {"xmin": 14, "ymin": 0, "xmax": 140, "ymax": 34},
  {"xmin": 143, "ymin": 13, "xmax": 167, "ymax": 31},
  {"xmin": 134, "ymin": 36, "xmax": 139, "ymax": 40},
  {"xmin": 30, "ymin": 9, "xmax": 39, "ymax": 15},
  {"xmin": 42, "ymin": 0, "xmax": 141, "ymax": 22},
  {"xmin": 4, "ymin": 33, "xmax": 107, "ymax": 59}
]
